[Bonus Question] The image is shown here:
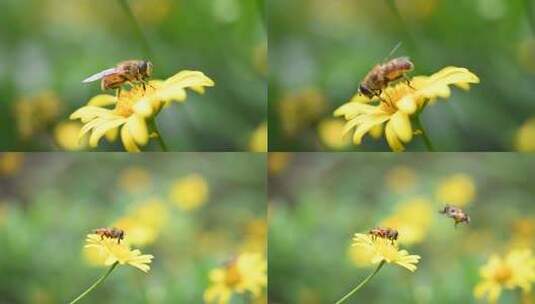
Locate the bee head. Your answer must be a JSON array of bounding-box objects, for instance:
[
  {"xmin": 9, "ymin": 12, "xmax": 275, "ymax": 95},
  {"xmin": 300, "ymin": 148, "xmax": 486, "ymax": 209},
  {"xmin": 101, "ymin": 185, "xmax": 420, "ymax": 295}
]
[
  {"xmin": 140, "ymin": 60, "xmax": 153, "ymax": 78},
  {"xmin": 359, "ymin": 84, "xmax": 373, "ymax": 98}
]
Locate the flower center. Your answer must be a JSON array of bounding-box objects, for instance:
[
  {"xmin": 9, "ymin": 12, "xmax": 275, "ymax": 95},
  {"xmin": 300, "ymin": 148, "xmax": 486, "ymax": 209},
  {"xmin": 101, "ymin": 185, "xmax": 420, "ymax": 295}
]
[
  {"xmin": 379, "ymin": 83, "xmax": 414, "ymax": 114},
  {"xmin": 224, "ymin": 264, "xmax": 242, "ymax": 287},
  {"xmin": 113, "ymin": 86, "xmax": 152, "ymax": 117},
  {"xmin": 493, "ymin": 265, "xmax": 512, "ymax": 283}
]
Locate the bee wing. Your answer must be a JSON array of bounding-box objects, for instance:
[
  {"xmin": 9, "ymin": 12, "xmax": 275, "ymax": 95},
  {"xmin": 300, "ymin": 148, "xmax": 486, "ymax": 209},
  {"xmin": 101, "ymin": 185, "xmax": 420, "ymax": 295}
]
[{"xmin": 82, "ymin": 68, "xmax": 120, "ymax": 83}]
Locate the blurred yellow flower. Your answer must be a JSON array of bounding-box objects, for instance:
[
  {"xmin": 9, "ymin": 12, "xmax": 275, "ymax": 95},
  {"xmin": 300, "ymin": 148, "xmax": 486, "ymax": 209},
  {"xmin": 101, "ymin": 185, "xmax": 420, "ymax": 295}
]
[
  {"xmin": 54, "ymin": 121, "xmax": 87, "ymax": 151},
  {"xmin": 517, "ymin": 38, "xmax": 535, "ymax": 73},
  {"xmin": 249, "ymin": 122, "xmax": 267, "ymax": 152},
  {"xmin": 515, "ymin": 117, "xmax": 535, "ymax": 152},
  {"xmin": 117, "ymin": 166, "xmax": 152, "ymax": 194},
  {"xmin": 510, "ymin": 218, "xmax": 535, "ymax": 249},
  {"xmin": 241, "ymin": 219, "xmax": 267, "ymax": 253},
  {"xmin": 170, "ymin": 174, "xmax": 209, "ymax": 211},
  {"xmin": 131, "ymin": 0, "xmax": 173, "ymax": 25},
  {"xmin": 0, "ymin": 153, "xmax": 24, "ymax": 175},
  {"xmin": 352, "ymin": 233, "xmax": 421, "ymax": 272},
  {"xmin": 435, "ymin": 173, "xmax": 476, "ymax": 207},
  {"xmin": 380, "ymin": 197, "xmax": 433, "ymax": 245},
  {"xmin": 70, "ymin": 70, "xmax": 214, "ymax": 152},
  {"xmin": 317, "ymin": 118, "xmax": 351, "ymax": 150},
  {"xmin": 268, "ymin": 152, "xmax": 292, "ymax": 175},
  {"xmin": 13, "ymin": 91, "xmax": 62, "ymax": 140},
  {"xmin": 279, "ymin": 88, "xmax": 327, "ymax": 137},
  {"xmin": 204, "ymin": 253, "xmax": 267, "ymax": 304},
  {"xmin": 113, "ymin": 199, "xmax": 169, "ymax": 247},
  {"xmin": 335, "ymin": 67, "xmax": 479, "ymax": 151},
  {"xmin": 474, "ymin": 249, "xmax": 535, "ymax": 303},
  {"xmin": 385, "ymin": 165, "xmax": 418, "ymax": 194},
  {"xmin": 84, "ymin": 234, "xmax": 154, "ymax": 273}
]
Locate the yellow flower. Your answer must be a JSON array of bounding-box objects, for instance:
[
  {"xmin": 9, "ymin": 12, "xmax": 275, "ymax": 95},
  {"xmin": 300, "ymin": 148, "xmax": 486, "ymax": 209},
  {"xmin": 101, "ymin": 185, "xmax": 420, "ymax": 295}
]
[
  {"xmin": 268, "ymin": 152, "xmax": 292, "ymax": 175},
  {"xmin": 379, "ymin": 197, "xmax": 433, "ymax": 245},
  {"xmin": 249, "ymin": 122, "xmax": 267, "ymax": 152},
  {"xmin": 0, "ymin": 153, "xmax": 24, "ymax": 176},
  {"xmin": 170, "ymin": 173, "xmax": 209, "ymax": 211},
  {"xmin": 474, "ymin": 249, "xmax": 535, "ymax": 303},
  {"xmin": 84, "ymin": 234, "xmax": 154, "ymax": 272},
  {"xmin": 204, "ymin": 253, "xmax": 267, "ymax": 304},
  {"xmin": 279, "ymin": 88, "xmax": 327, "ymax": 137},
  {"xmin": 351, "ymin": 233, "xmax": 421, "ymax": 272},
  {"xmin": 241, "ymin": 219, "xmax": 267, "ymax": 252},
  {"xmin": 70, "ymin": 70, "xmax": 214, "ymax": 152},
  {"xmin": 54, "ymin": 121, "xmax": 87, "ymax": 151},
  {"xmin": 317, "ymin": 118, "xmax": 351, "ymax": 150},
  {"xmin": 385, "ymin": 165, "xmax": 418, "ymax": 194},
  {"xmin": 117, "ymin": 166, "xmax": 152, "ymax": 194},
  {"xmin": 347, "ymin": 243, "xmax": 376, "ymax": 268},
  {"xmin": 13, "ymin": 91, "xmax": 62, "ymax": 140},
  {"xmin": 334, "ymin": 66, "xmax": 480, "ymax": 151},
  {"xmin": 113, "ymin": 199, "xmax": 169, "ymax": 247},
  {"xmin": 435, "ymin": 173, "xmax": 476, "ymax": 207},
  {"xmin": 515, "ymin": 117, "xmax": 535, "ymax": 152}
]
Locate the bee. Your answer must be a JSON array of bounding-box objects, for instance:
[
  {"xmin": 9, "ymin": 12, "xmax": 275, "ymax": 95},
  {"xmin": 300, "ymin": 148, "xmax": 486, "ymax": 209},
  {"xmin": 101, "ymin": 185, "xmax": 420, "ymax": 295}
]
[
  {"xmin": 369, "ymin": 227, "xmax": 399, "ymax": 244},
  {"xmin": 82, "ymin": 60, "xmax": 153, "ymax": 95},
  {"xmin": 93, "ymin": 227, "xmax": 125, "ymax": 244},
  {"xmin": 358, "ymin": 43, "xmax": 414, "ymax": 99},
  {"xmin": 439, "ymin": 204, "xmax": 471, "ymax": 228}
]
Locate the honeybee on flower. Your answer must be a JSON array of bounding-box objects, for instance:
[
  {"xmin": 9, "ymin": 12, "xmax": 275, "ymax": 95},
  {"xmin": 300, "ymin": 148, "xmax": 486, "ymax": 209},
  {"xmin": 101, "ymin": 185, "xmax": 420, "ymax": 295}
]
[{"xmin": 71, "ymin": 66, "xmax": 215, "ymax": 152}]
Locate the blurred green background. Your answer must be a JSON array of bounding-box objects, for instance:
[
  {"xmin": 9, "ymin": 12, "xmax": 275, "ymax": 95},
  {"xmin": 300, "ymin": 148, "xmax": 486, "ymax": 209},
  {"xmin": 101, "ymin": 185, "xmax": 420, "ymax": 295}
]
[
  {"xmin": 0, "ymin": 0, "xmax": 266, "ymax": 151},
  {"xmin": 268, "ymin": 153, "xmax": 535, "ymax": 303},
  {"xmin": 0, "ymin": 152, "xmax": 266, "ymax": 303},
  {"xmin": 268, "ymin": 0, "xmax": 535, "ymax": 151}
]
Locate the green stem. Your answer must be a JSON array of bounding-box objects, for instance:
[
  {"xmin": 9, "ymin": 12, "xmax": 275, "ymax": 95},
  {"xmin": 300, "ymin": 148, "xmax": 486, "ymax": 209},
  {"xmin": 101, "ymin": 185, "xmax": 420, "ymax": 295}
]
[
  {"xmin": 117, "ymin": 0, "xmax": 153, "ymax": 59},
  {"xmin": 335, "ymin": 261, "xmax": 386, "ymax": 304},
  {"xmin": 69, "ymin": 262, "xmax": 119, "ymax": 304},
  {"xmin": 413, "ymin": 115, "xmax": 435, "ymax": 152},
  {"xmin": 149, "ymin": 119, "xmax": 168, "ymax": 151}
]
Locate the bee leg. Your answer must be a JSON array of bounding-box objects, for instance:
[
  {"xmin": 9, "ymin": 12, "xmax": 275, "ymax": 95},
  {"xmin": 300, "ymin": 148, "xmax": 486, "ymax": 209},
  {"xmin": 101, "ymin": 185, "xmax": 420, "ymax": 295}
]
[
  {"xmin": 116, "ymin": 87, "xmax": 122, "ymax": 98},
  {"xmin": 404, "ymin": 75, "xmax": 416, "ymax": 90}
]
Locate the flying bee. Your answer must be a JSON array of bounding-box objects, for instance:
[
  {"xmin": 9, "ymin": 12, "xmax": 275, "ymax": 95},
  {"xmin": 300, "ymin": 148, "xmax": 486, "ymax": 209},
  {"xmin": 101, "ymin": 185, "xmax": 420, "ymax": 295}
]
[
  {"xmin": 358, "ymin": 43, "xmax": 414, "ymax": 99},
  {"xmin": 369, "ymin": 227, "xmax": 399, "ymax": 244},
  {"xmin": 82, "ymin": 60, "xmax": 153, "ymax": 95},
  {"xmin": 439, "ymin": 204, "xmax": 471, "ymax": 228},
  {"xmin": 93, "ymin": 227, "xmax": 125, "ymax": 244}
]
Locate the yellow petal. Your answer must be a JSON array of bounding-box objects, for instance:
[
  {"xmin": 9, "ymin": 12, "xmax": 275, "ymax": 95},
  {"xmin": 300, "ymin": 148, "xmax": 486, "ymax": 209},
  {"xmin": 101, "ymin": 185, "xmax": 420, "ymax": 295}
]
[
  {"xmin": 165, "ymin": 70, "xmax": 215, "ymax": 88},
  {"xmin": 334, "ymin": 102, "xmax": 381, "ymax": 120},
  {"xmin": 87, "ymin": 95, "xmax": 117, "ymax": 107},
  {"xmin": 105, "ymin": 128, "xmax": 119, "ymax": 142},
  {"xmin": 390, "ymin": 112, "xmax": 413, "ymax": 143},
  {"xmin": 125, "ymin": 115, "xmax": 149, "ymax": 146},
  {"xmin": 121, "ymin": 124, "xmax": 141, "ymax": 152},
  {"xmin": 416, "ymin": 66, "xmax": 480, "ymax": 99},
  {"xmin": 133, "ymin": 99, "xmax": 154, "ymax": 118},
  {"xmin": 352, "ymin": 115, "xmax": 390, "ymax": 144},
  {"xmin": 385, "ymin": 121, "xmax": 405, "ymax": 152},
  {"xmin": 70, "ymin": 106, "xmax": 117, "ymax": 123},
  {"xmin": 397, "ymin": 96, "xmax": 417, "ymax": 114},
  {"xmin": 89, "ymin": 119, "xmax": 127, "ymax": 148}
]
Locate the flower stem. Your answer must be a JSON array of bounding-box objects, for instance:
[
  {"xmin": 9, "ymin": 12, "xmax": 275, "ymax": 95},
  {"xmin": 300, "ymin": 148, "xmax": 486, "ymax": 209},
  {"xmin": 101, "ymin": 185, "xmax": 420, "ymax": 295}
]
[
  {"xmin": 117, "ymin": 0, "xmax": 153, "ymax": 59},
  {"xmin": 69, "ymin": 262, "xmax": 119, "ymax": 304},
  {"xmin": 334, "ymin": 260, "xmax": 386, "ymax": 304},
  {"xmin": 149, "ymin": 119, "xmax": 168, "ymax": 151},
  {"xmin": 413, "ymin": 115, "xmax": 435, "ymax": 151}
]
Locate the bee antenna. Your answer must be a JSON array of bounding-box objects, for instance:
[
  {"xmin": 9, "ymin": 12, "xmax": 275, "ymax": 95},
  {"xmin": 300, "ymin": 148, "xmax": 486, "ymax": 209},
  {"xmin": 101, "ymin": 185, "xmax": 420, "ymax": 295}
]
[{"xmin": 383, "ymin": 42, "xmax": 403, "ymax": 62}]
